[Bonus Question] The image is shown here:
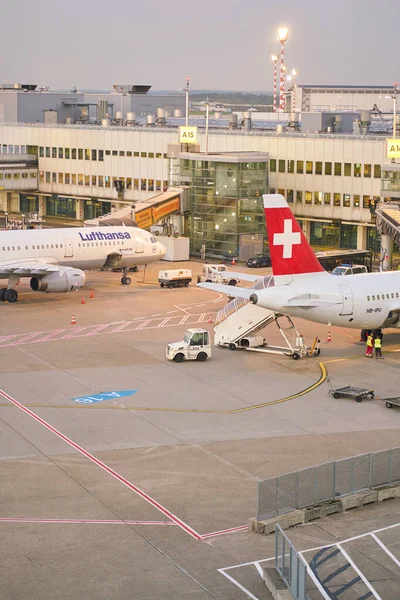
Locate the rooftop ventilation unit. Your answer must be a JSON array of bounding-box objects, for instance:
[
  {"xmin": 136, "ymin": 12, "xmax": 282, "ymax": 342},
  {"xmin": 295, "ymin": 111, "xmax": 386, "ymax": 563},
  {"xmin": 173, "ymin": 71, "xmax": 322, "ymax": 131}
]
[{"xmin": 113, "ymin": 84, "xmax": 151, "ymax": 94}]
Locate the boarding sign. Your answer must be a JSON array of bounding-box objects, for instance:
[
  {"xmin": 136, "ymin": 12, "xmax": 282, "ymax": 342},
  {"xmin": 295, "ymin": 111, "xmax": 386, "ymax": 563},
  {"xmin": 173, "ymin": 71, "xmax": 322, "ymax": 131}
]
[
  {"xmin": 179, "ymin": 126, "xmax": 198, "ymax": 144},
  {"xmin": 387, "ymin": 139, "xmax": 400, "ymax": 158}
]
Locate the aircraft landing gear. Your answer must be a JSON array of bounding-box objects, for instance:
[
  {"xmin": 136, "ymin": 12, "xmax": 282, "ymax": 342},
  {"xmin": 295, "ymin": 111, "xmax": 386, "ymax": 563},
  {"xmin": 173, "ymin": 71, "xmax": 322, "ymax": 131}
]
[
  {"xmin": 0, "ymin": 288, "xmax": 18, "ymax": 303},
  {"xmin": 120, "ymin": 269, "xmax": 132, "ymax": 286}
]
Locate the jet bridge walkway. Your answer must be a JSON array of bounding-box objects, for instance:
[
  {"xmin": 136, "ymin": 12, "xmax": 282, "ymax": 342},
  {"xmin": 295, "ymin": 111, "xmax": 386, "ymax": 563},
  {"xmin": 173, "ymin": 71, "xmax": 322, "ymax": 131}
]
[{"xmin": 213, "ymin": 275, "xmax": 308, "ymax": 359}]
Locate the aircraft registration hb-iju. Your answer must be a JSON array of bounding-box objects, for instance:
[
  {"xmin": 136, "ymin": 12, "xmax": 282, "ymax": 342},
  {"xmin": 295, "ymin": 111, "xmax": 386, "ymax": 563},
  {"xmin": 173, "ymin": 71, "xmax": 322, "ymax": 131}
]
[
  {"xmin": 0, "ymin": 226, "xmax": 166, "ymax": 302},
  {"xmin": 198, "ymin": 194, "xmax": 400, "ymax": 332}
]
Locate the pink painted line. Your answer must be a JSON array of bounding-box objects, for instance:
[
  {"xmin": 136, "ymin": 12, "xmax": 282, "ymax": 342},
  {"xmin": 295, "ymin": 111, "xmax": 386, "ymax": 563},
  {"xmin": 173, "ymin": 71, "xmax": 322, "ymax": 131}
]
[
  {"xmin": 62, "ymin": 326, "xmax": 88, "ymax": 339},
  {"xmin": 0, "ymin": 389, "xmax": 202, "ymax": 541},
  {"xmin": 157, "ymin": 318, "xmax": 170, "ymax": 328},
  {"xmin": 11, "ymin": 332, "xmax": 42, "ymax": 346},
  {"xmin": 135, "ymin": 319, "xmax": 151, "ymax": 330},
  {"xmin": 36, "ymin": 329, "xmax": 66, "ymax": 343},
  {"xmin": 111, "ymin": 321, "xmax": 131, "ymax": 334},
  {"xmin": 0, "ymin": 334, "xmax": 18, "ymax": 344},
  {"xmin": 200, "ymin": 525, "xmax": 248, "ymax": 539},
  {"xmin": 0, "ymin": 517, "xmax": 175, "ymax": 525},
  {"xmin": 87, "ymin": 324, "xmax": 110, "ymax": 336}
]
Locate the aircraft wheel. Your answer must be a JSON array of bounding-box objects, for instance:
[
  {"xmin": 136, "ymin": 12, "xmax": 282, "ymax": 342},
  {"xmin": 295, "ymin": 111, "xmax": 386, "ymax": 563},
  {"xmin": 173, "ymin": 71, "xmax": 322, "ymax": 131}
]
[
  {"xmin": 333, "ymin": 392, "xmax": 340, "ymax": 399},
  {"xmin": 0, "ymin": 287, "xmax": 7, "ymax": 302},
  {"xmin": 121, "ymin": 276, "xmax": 131, "ymax": 285},
  {"xmin": 228, "ymin": 343, "xmax": 236, "ymax": 351},
  {"xmin": 292, "ymin": 352, "xmax": 300, "ymax": 360},
  {"xmin": 228, "ymin": 280, "xmax": 237, "ymax": 286},
  {"xmin": 5, "ymin": 289, "xmax": 18, "ymax": 303}
]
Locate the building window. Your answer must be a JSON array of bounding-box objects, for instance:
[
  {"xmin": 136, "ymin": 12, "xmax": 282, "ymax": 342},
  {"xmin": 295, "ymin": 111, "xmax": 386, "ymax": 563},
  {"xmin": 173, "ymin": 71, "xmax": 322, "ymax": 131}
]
[
  {"xmin": 92, "ymin": 175, "xmax": 96, "ymax": 186},
  {"xmin": 141, "ymin": 152, "xmax": 147, "ymax": 158},
  {"xmin": 296, "ymin": 191, "xmax": 303, "ymax": 203},
  {"xmin": 119, "ymin": 151, "xmax": 125, "ymax": 157},
  {"xmin": 78, "ymin": 174, "xmax": 83, "ymax": 185},
  {"xmin": 374, "ymin": 164, "xmax": 381, "ymax": 178},
  {"xmin": 354, "ymin": 194, "xmax": 360, "ymax": 207},
  {"xmin": 296, "ymin": 161, "xmax": 304, "ymax": 174},
  {"xmin": 105, "ymin": 176, "xmax": 110, "ymax": 188},
  {"xmin": 306, "ymin": 161, "xmax": 313, "ymax": 175},
  {"xmin": 85, "ymin": 175, "xmax": 90, "ymax": 186},
  {"xmin": 148, "ymin": 152, "xmax": 154, "ymax": 158},
  {"xmin": 287, "ymin": 160, "xmax": 294, "ymax": 173},
  {"xmin": 269, "ymin": 159, "xmax": 276, "ymax": 172},
  {"xmin": 325, "ymin": 162, "xmax": 332, "ymax": 175},
  {"xmin": 314, "ymin": 192, "xmax": 322, "ymax": 205},
  {"xmin": 72, "ymin": 174, "xmax": 76, "ymax": 184},
  {"xmin": 134, "ymin": 178, "xmax": 139, "ymax": 190},
  {"xmin": 334, "ymin": 163, "xmax": 341, "ymax": 176},
  {"xmin": 363, "ymin": 195, "xmax": 371, "ymax": 208},
  {"xmin": 156, "ymin": 152, "xmax": 162, "ymax": 159},
  {"xmin": 324, "ymin": 192, "xmax": 331, "ymax": 205},
  {"xmin": 163, "ymin": 180, "xmax": 168, "ymax": 191},
  {"xmin": 65, "ymin": 173, "xmax": 70, "ymax": 184},
  {"xmin": 85, "ymin": 149, "xmax": 90, "ymax": 160},
  {"xmin": 39, "ymin": 171, "xmax": 44, "ymax": 183},
  {"xmin": 52, "ymin": 147, "xmax": 57, "ymax": 158},
  {"xmin": 334, "ymin": 193, "xmax": 341, "ymax": 206},
  {"xmin": 305, "ymin": 191, "xmax": 312, "ymax": 204},
  {"xmin": 71, "ymin": 148, "xmax": 76, "ymax": 159},
  {"xmin": 278, "ymin": 159, "xmax": 285, "ymax": 173},
  {"xmin": 52, "ymin": 172, "xmax": 57, "ymax": 183},
  {"xmin": 126, "ymin": 177, "xmax": 132, "ymax": 189},
  {"xmin": 45, "ymin": 172, "xmax": 51, "ymax": 183},
  {"xmin": 354, "ymin": 163, "xmax": 361, "ymax": 177},
  {"xmin": 148, "ymin": 179, "xmax": 154, "ymax": 191},
  {"xmin": 344, "ymin": 163, "xmax": 351, "ymax": 176},
  {"xmin": 4, "ymin": 173, "xmax": 11, "ymax": 179},
  {"xmin": 269, "ymin": 188, "xmax": 276, "ymax": 194},
  {"xmin": 98, "ymin": 175, "xmax": 103, "ymax": 187},
  {"xmin": 39, "ymin": 147, "xmax": 44, "ymax": 158},
  {"xmin": 99, "ymin": 150, "xmax": 104, "ymax": 161},
  {"xmin": 14, "ymin": 173, "xmax": 20, "ymax": 179},
  {"xmin": 156, "ymin": 180, "xmax": 161, "ymax": 191},
  {"xmin": 65, "ymin": 148, "xmax": 70, "ymax": 159},
  {"xmin": 78, "ymin": 149, "xmax": 83, "ymax": 160},
  {"xmin": 105, "ymin": 150, "xmax": 111, "ymax": 156},
  {"xmin": 141, "ymin": 178, "xmax": 147, "ymax": 190},
  {"xmin": 58, "ymin": 148, "xmax": 63, "ymax": 159},
  {"xmin": 127, "ymin": 151, "xmax": 132, "ymax": 157},
  {"xmin": 364, "ymin": 164, "xmax": 371, "ymax": 178},
  {"xmin": 315, "ymin": 161, "xmax": 322, "ymax": 175},
  {"xmin": 58, "ymin": 173, "xmax": 63, "ymax": 184},
  {"xmin": 91, "ymin": 149, "xmax": 97, "ymax": 161},
  {"xmin": 343, "ymin": 193, "xmax": 351, "ymax": 207},
  {"xmin": 112, "ymin": 150, "xmax": 117, "ymax": 156},
  {"xmin": 287, "ymin": 189, "xmax": 294, "ymax": 203},
  {"xmin": 134, "ymin": 151, "xmax": 139, "ymax": 157}
]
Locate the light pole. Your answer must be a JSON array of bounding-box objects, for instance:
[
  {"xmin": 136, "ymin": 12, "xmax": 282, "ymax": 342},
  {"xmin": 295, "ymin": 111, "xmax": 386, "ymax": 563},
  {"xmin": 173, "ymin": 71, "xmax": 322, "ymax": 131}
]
[
  {"xmin": 277, "ymin": 28, "xmax": 288, "ymax": 112},
  {"xmin": 184, "ymin": 77, "xmax": 190, "ymax": 126},
  {"xmin": 271, "ymin": 54, "xmax": 279, "ymax": 112}
]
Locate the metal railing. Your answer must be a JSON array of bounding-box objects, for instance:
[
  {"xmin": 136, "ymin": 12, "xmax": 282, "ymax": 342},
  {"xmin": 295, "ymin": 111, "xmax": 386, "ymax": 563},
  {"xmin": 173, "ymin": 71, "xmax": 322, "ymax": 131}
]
[{"xmin": 257, "ymin": 447, "xmax": 400, "ymax": 521}]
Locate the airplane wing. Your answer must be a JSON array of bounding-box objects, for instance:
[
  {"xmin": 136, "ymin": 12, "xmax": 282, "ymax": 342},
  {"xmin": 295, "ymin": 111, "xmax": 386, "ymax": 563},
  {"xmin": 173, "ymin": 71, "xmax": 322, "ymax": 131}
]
[
  {"xmin": 197, "ymin": 282, "xmax": 255, "ymax": 300},
  {"xmin": 0, "ymin": 262, "xmax": 60, "ymax": 277}
]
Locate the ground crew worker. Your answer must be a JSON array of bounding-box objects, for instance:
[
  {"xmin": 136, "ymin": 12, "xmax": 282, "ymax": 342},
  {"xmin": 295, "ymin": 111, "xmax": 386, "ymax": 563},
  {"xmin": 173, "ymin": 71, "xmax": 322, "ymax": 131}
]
[
  {"xmin": 366, "ymin": 333, "xmax": 374, "ymax": 357},
  {"xmin": 374, "ymin": 336, "xmax": 383, "ymax": 359}
]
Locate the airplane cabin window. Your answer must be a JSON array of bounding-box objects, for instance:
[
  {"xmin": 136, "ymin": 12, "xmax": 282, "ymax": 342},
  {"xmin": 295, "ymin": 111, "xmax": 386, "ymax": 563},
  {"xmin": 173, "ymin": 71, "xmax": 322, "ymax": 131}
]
[
  {"xmin": 397, "ymin": 293, "xmax": 399, "ymax": 298},
  {"xmin": 25, "ymin": 246, "xmax": 28, "ymax": 250},
  {"xmin": 367, "ymin": 296, "xmax": 370, "ymax": 301},
  {"xmin": 12, "ymin": 246, "xmax": 15, "ymax": 251},
  {"xmin": 377, "ymin": 295, "xmax": 380, "ymax": 300},
  {"xmin": 387, "ymin": 294, "xmax": 390, "ymax": 299},
  {"xmin": 7, "ymin": 247, "xmax": 10, "ymax": 251},
  {"xmin": 18, "ymin": 246, "xmax": 20, "ymax": 250},
  {"xmin": 78, "ymin": 243, "xmax": 81, "ymax": 247},
  {"xmin": 372, "ymin": 295, "xmax": 375, "ymax": 300}
]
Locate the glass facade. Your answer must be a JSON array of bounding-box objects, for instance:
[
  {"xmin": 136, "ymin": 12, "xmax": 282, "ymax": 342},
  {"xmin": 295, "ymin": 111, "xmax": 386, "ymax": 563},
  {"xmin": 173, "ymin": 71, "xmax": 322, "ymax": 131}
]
[
  {"xmin": 83, "ymin": 200, "xmax": 111, "ymax": 220},
  {"xmin": 46, "ymin": 196, "xmax": 76, "ymax": 218},
  {"xmin": 180, "ymin": 157, "xmax": 268, "ymax": 257},
  {"xmin": 381, "ymin": 168, "xmax": 400, "ymax": 193},
  {"xmin": 20, "ymin": 194, "xmax": 39, "ymax": 214},
  {"xmin": 310, "ymin": 222, "xmax": 357, "ymax": 249}
]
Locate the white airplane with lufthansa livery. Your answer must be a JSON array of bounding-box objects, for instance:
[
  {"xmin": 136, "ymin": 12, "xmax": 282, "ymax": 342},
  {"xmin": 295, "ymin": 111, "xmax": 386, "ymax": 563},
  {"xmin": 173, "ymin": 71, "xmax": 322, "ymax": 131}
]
[
  {"xmin": 0, "ymin": 226, "xmax": 166, "ymax": 302},
  {"xmin": 198, "ymin": 194, "xmax": 400, "ymax": 331}
]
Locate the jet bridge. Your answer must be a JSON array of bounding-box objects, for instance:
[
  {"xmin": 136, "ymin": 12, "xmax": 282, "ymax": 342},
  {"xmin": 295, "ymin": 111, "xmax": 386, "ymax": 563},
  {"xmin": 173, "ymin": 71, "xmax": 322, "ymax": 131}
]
[{"xmin": 213, "ymin": 275, "xmax": 308, "ymax": 359}]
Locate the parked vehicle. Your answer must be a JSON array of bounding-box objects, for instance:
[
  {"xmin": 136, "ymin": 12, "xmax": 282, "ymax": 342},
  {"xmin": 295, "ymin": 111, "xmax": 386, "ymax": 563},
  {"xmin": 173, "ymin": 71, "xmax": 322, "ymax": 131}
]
[
  {"xmin": 166, "ymin": 329, "xmax": 211, "ymax": 362},
  {"xmin": 246, "ymin": 254, "xmax": 271, "ymax": 268},
  {"xmin": 158, "ymin": 269, "xmax": 192, "ymax": 288},
  {"xmin": 197, "ymin": 264, "xmax": 240, "ymax": 286},
  {"xmin": 331, "ymin": 264, "xmax": 368, "ymax": 276}
]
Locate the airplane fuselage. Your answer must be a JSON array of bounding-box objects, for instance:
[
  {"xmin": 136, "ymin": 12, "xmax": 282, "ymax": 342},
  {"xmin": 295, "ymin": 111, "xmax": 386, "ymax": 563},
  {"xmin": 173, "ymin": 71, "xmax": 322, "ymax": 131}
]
[{"xmin": 253, "ymin": 271, "xmax": 400, "ymax": 330}]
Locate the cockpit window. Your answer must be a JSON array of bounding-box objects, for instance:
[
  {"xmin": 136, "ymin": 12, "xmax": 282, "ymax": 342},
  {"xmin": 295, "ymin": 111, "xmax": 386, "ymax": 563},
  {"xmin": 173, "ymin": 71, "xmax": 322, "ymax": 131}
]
[{"xmin": 150, "ymin": 236, "xmax": 157, "ymax": 243}]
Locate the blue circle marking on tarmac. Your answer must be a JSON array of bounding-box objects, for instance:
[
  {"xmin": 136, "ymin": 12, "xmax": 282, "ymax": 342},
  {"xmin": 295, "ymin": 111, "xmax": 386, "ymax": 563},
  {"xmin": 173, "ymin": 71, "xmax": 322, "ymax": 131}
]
[{"xmin": 72, "ymin": 390, "xmax": 138, "ymax": 404}]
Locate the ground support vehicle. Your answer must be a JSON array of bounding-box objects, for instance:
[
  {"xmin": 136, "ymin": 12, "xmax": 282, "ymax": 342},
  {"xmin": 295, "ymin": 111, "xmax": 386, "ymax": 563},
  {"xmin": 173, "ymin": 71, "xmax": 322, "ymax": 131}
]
[
  {"xmin": 329, "ymin": 385, "xmax": 375, "ymax": 403},
  {"xmin": 197, "ymin": 264, "xmax": 240, "ymax": 286},
  {"xmin": 158, "ymin": 269, "xmax": 192, "ymax": 288},
  {"xmin": 166, "ymin": 329, "xmax": 211, "ymax": 362},
  {"xmin": 382, "ymin": 397, "xmax": 400, "ymax": 409}
]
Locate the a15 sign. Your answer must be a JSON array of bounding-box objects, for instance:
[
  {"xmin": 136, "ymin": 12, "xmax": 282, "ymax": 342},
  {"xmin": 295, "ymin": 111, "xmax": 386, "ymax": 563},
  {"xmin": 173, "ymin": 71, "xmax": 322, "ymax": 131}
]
[{"xmin": 179, "ymin": 126, "xmax": 198, "ymax": 144}]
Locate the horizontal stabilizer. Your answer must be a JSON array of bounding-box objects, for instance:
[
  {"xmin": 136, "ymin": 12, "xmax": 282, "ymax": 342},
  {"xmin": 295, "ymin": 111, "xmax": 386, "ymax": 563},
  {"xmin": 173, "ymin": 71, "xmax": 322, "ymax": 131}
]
[{"xmin": 197, "ymin": 282, "xmax": 255, "ymax": 300}]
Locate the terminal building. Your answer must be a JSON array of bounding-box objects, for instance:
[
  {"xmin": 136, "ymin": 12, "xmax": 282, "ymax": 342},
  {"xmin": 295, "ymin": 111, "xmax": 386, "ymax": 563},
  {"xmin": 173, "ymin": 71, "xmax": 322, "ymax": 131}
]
[{"xmin": 0, "ymin": 82, "xmax": 400, "ymax": 262}]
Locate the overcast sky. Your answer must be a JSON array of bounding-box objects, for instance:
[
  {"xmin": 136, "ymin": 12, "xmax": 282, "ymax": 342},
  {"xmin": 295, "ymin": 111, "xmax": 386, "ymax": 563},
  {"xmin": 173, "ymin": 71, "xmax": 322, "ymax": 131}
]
[{"xmin": 1, "ymin": 0, "xmax": 399, "ymax": 91}]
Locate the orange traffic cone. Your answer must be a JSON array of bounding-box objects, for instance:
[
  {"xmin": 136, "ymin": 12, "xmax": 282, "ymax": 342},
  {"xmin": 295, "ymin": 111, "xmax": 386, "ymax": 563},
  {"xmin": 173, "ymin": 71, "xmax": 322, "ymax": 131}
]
[
  {"xmin": 81, "ymin": 296, "xmax": 86, "ymax": 304},
  {"xmin": 208, "ymin": 314, "xmax": 213, "ymax": 324},
  {"xmin": 232, "ymin": 258, "xmax": 236, "ymax": 265},
  {"xmin": 327, "ymin": 330, "xmax": 332, "ymax": 343},
  {"xmin": 89, "ymin": 290, "xmax": 94, "ymax": 299},
  {"xmin": 71, "ymin": 314, "xmax": 76, "ymax": 324}
]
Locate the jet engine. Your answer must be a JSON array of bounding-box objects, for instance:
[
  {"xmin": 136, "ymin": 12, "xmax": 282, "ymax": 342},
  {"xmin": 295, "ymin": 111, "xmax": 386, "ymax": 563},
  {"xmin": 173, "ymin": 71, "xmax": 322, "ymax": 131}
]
[{"xmin": 30, "ymin": 267, "xmax": 86, "ymax": 293}]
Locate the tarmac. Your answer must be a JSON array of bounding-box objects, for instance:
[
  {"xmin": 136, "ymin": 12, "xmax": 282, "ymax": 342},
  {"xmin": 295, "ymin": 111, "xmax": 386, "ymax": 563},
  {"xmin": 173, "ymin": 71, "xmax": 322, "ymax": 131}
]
[{"xmin": 0, "ymin": 260, "xmax": 399, "ymax": 599}]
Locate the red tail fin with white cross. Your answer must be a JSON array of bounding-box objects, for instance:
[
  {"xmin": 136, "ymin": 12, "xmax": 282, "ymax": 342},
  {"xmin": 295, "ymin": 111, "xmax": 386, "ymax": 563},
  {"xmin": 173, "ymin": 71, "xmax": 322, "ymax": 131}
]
[{"xmin": 263, "ymin": 194, "xmax": 325, "ymax": 279}]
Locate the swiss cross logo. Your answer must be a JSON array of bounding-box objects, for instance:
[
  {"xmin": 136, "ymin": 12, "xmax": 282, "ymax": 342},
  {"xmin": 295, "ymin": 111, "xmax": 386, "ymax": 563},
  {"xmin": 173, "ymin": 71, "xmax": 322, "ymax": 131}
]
[{"xmin": 273, "ymin": 219, "xmax": 301, "ymax": 259}]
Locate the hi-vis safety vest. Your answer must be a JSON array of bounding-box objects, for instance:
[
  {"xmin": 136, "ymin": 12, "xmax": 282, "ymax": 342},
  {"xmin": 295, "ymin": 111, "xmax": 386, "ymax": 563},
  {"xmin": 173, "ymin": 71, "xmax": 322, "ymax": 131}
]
[
  {"xmin": 367, "ymin": 336, "xmax": 373, "ymax": 347},
  {"xmin": 374, "ymin": 338, "xmax": 382, "ymax": 348}
]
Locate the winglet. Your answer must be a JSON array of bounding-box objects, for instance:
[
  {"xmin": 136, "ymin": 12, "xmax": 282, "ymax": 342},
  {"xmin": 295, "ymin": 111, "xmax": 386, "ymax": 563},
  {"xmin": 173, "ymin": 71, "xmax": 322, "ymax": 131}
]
[{"xmin": 263, "ymin": 194, "xmax": 325, "ymax": 278}]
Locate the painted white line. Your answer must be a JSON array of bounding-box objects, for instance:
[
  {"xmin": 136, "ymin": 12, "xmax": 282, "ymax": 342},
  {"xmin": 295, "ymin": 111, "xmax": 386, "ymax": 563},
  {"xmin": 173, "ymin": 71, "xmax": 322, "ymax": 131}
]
[
  {"xmin": 0, "ymin": 517, "xmax": 175, "ymax": 525},
  {"xmin": 222, "ymin": 557, "xmax": 274, "ymax": 572},
  {"xmin": 62, "ymin": 326, "xmax": 88, "ymax": 339},
  {"xmin": 111, "ymin": 321, "xmax": 131, "ymax": 334},
  {"xmin": 36, "ymin": 329, "xmax": 66, "ymax": 343},
  {"xmin": 337, "ymin": 544, "xmax": 381, "ymax": 599},
  {"xmin": 218, "ymin": 569, "xmax": 261, "ymax": 600},
  {"xmin": 157, "ymin": 318, "xmax": 171, "ymax": 328},
  {"xmin": 198, "ymin": 313, "xmax": 206, "ymax": 323},
  {"xmin": 152, "ymin": 313, "xmax": 163, "ymax": 317},
  {"xmin": 0, "ymin": 335, "xmax": 18, "ymax": 343},
  {"xmin": 0, "ymin": 389, "xmax": 202, "ymax": 541},
  {"xmin": 135, "ymin": 319, "xmax": 151, "ymax": 330},
  {"xmin": 197, "ymin": 304, "xmax": 206, "ymax": 308},
  {"xmin": 87, "ymin": 324, "xmax": 110, "ymax": 336},
  {"xmin": 370, "ymin": 533, "xmax": 400, "ymax": 568},
  {"xmin": 174, "ymin": 305, "xmax": 192, "ymax": 315},
  {"xmin": 179, "ymin": 315, "xmax": 189, "ymax": 325},
  {"xmin": 11, "ymin": 332, "xmax": 41, "ymax": 346},
  {"xmin": 166, "ymin": 310, "xmax": 177, "ymax": 314},
  {"xmin": 254, "ymin": 562, "xmax": 263, "ymax": 578},
  {"xmin": 201, "ymin": 525, "xmax": 247, "ymax": 539}
]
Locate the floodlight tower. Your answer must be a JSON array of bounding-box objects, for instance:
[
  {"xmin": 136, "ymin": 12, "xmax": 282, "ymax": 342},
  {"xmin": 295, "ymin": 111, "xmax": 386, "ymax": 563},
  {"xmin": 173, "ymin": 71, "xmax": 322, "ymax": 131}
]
[
  {"xmin": 277, "ymin": 28, "xmax": 288, "ymax": 111},
  {"xmin": 271, "ymin": 54, "xmax": 279, "ymax": 112},
  {"xmin": 291, "ymin": 69, "xmax": 297, "ymax": 112}
]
